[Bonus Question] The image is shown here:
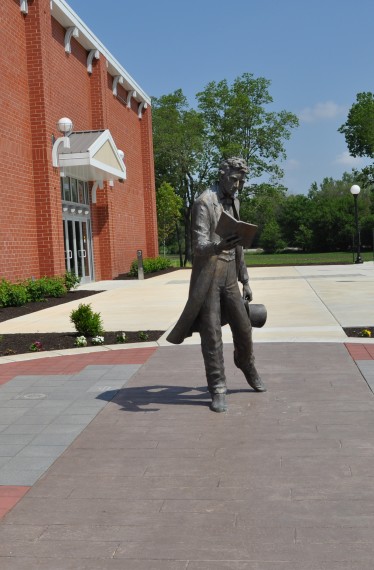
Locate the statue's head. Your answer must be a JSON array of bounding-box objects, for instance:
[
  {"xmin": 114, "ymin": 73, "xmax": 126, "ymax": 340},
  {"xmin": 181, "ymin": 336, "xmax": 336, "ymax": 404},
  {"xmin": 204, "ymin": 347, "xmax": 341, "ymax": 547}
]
[
  {"xmin": 219, "ymin": 157, "xmax": 249, "ymax": 178},
  {"xmin": 219, "ymin": 157, "xmax": 249, "ymax": 196}
]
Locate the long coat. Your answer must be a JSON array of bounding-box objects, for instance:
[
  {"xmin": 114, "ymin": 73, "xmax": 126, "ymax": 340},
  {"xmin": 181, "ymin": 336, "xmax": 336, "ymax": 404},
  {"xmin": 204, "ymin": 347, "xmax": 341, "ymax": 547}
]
[{"xmin": 166, "ymin": 185, "xmax": 249, "ymax": 345}]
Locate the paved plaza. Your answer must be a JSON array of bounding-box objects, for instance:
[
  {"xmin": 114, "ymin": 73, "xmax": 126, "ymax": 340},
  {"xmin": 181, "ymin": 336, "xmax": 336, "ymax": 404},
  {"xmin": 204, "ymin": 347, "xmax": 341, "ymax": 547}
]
[{"xmin": 0, "ymin": 264, "xmax": 374, "ymax": 568}]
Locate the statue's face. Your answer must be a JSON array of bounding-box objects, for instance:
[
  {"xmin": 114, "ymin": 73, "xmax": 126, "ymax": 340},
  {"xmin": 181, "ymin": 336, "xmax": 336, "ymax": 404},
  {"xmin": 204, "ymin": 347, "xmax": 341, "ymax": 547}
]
[{"xmin": 220, "ymin": 167, "xmax": 246, "ymax": 197}]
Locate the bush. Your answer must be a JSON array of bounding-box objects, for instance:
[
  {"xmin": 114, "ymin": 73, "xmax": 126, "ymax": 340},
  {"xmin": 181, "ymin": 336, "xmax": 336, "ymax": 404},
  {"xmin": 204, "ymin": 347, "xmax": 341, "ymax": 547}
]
[
  {"xmin": 129, "ymin": 256, "xmax": 172, "ymax": 277},
  {"xmin": 64, "ymin": 271, "xmax": 80, "ymax": 291},
  {"xmin": 25, "ymin": 276, "xmax": 66, "ymax": 301},
  {"xmin": 0, "ymin": 279, "xmax": 11, "ymax": 307},
  {"xmin": 7, "ymin": 283, "xmax": 29, "ymax": 307},
  {"xmin": 70, "ymin": 303, "xmax": 104, "ymax": 337}
]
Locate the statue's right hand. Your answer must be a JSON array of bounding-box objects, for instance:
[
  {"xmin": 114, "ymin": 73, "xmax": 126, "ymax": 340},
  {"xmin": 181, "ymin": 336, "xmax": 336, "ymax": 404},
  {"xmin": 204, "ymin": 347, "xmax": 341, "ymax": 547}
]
[{"xmin": 214, "ymin": 233, "xmax": 242, "ymax": 253}]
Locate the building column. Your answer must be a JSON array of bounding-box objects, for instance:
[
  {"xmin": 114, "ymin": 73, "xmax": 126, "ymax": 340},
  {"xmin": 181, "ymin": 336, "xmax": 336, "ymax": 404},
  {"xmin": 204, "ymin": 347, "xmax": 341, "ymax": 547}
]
[
  {"xmin": 89, "ymin": 55, "xmax": 115, "ymax": 280},
  {"xmin": 24, "ymin": 0, "xmax": 65, "ymax": 277}
]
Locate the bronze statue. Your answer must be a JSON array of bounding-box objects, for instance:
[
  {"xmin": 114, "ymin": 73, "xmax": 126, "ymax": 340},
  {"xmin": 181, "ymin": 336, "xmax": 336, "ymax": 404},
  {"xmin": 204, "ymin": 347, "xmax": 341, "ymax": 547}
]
[{"xmin": 167, "ymin": 157, "xmax": 266, "ymax": 413}]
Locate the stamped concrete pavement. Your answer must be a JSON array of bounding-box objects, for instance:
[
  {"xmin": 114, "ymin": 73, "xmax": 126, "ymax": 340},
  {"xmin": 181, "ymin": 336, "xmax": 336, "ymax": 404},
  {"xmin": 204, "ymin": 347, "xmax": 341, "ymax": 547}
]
[{"xmin": 0, "ymin": 263, "xmax": 374, "ymax": 567}]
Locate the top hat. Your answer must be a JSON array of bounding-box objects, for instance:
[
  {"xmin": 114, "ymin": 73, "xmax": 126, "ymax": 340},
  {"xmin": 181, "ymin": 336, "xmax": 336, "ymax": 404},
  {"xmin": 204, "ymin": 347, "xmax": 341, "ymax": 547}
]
[{"xmin": 244, "ymin": 300, "xmax": 267, "ymax": 328}]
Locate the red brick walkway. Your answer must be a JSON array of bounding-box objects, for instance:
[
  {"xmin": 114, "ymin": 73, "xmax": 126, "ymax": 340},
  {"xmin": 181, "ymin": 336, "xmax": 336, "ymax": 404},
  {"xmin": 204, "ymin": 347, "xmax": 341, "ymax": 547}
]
[
  {"xmin": 0, "ymin": 347, "xmax": 157, "ymax": 520},
  {"xmin": 345, "ymin": 343, "xmax": 374, "ymax": 361}
]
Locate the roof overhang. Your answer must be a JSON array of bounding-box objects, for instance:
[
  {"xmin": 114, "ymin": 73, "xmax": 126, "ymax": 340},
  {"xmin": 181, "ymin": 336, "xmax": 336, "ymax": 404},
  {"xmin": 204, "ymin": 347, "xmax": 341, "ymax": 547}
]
[
  {"xmin": 50, "ymin": 0, "xmax": 151, "ymax": 107},
  {"xmin": 55, "ymin": 129, "xmax": 127, "ymax": 182}
]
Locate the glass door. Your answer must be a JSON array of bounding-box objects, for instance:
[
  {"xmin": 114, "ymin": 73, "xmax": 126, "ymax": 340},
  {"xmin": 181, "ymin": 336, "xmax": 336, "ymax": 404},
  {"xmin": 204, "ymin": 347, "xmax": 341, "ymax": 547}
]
[{"xmin": 63, "ymin": 217, "xmax": 93, "ymax": 284}]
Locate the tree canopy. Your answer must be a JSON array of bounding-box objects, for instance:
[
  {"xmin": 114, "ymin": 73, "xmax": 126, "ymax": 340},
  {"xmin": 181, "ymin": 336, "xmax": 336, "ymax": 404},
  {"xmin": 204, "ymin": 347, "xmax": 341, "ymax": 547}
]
[
  {"xmin": 196, "ymin": 73, "xmax": 299, "ymax": 179},
  {"xmin": 338, "ymin": 92, "xmax": 374, "ymax": 158},
  {"xmin": 152, "ymin": 73, "xmax": 299, "ymax": 262}
]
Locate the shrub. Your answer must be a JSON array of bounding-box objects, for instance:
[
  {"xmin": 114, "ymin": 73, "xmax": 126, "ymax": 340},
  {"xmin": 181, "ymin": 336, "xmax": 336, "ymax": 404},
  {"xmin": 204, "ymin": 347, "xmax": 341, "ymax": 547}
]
[
  {"xmin": 138, "ymin": 331, "xmax": 149, "ymax": 341},
  {"xmin": 29, "ymin": 341, "xmax": 43, "ymax": 352},
  {"xmin": 75, "ymin": 335, "xmax": 88, "ymax": 347},
  {"xmin": 64, "ymin": 271, "xmax": 80, "ymax": 291},
  {"xmin": 129, "ymin": 256, "xmax": 172, "ymax": 277},
  {"xmin": 7, "ymin": 284, "xmax": 29, "ymax": 307},
  {"xmin": 116, "ymin": 332, "xmax": 127, "ymax": 343},
  {"xmin": 70, "ymin": 303, "xmax": 104, "ymax": 337},
  {"xmin": 24, "ymin": 276, "xmax": 67, "ymax": 302},
  {"xmin": 0, "ymin": 279, "xmax": 11, "ymax": 307}
]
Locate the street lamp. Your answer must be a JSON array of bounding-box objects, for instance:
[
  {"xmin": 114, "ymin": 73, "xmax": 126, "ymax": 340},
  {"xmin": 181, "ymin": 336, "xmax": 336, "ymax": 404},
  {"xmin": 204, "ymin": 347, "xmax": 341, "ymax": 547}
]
[{"xmin": 350, "ymin": 184, "xmax": 363, "ymax": 264}]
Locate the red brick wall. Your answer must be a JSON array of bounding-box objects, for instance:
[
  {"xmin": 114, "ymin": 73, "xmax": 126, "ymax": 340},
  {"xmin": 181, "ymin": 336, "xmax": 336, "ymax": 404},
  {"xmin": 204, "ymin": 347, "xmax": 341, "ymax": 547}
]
[
  {"xmin": 0, "ymin": 1, "xmax": 39, "ymax": 281},
  {"xmin": 0, "ymin": 0, "xmax": 158, "ymax": 283}
]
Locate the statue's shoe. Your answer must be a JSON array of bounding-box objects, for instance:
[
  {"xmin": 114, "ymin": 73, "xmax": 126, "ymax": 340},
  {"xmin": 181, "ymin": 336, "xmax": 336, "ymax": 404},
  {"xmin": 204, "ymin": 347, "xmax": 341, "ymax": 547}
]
[
  {"xmin": 210, "ymin": 393, "xmax": 228, "ymax": 413},
  {"xmin": 233, "ymin": 351, "xmax": 267, "ymax": 392},
  {"xmin": 245, "ymin": 369, "xmax": 267, "ymax": 392}
]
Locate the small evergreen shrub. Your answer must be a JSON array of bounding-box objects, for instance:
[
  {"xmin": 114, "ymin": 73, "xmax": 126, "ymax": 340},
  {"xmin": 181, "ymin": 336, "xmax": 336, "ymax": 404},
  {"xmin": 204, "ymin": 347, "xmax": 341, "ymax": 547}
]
[
  {"xmin": 129, "ymin": 256, "xmax": 172, "ymax": 277},
  {"xmin": 70, "ymin": 303, "xmax": 104, "ymax": 337}
]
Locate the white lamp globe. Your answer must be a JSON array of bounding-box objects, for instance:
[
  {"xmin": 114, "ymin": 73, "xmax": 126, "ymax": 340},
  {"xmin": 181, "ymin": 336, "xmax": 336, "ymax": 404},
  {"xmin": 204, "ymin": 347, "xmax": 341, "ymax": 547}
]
[
  {"xmin": 350, "ymin": 184, "xmax": 361, "ymax": 195},
  {"xmin": 57, "ymin": 117, "xmax": 73, "ymax": 134},
  {"xmin": 118, "ymin": 149, "xmax": 125, "ymax": 161}
]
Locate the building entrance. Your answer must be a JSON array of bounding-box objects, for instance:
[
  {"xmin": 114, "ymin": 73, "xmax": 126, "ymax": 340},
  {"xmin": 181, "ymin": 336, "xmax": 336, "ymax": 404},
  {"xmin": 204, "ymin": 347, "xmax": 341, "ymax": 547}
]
[
  {"xmin": 63, "ymin": 217, "xmax": 93, "ymax": 284},
  {"xmin": 61, "ymin": 177, "xmax": 93, "ymax": 284}
]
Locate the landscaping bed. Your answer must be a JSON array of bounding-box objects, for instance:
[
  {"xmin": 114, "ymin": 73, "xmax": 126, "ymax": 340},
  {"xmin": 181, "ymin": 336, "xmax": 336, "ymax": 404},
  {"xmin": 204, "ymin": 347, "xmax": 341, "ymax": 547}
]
[
  {"xmin": 343, "ymin": 327, "xmax": 374, "ymax": 339},
  {"xmin": 0, "ymin": 288, "xmax": 165, "ymax": 357}
]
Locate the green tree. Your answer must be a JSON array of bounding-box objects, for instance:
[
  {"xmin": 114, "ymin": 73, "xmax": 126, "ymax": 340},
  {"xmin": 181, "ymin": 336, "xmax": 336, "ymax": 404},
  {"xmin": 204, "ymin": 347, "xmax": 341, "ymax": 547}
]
[
  {"xmin": 152, "ymin": 90, "xmax": 213, "ymax": 265},
  {"xmin": 338, "ymin": 92, "xmax": 374, "ymax": 157},
  {"xmin": 240, "ymin": 183, "xmax": 286, "ymax": 246},
  {"xmin": 156, "ymin": 182, "xmax": 183, "ymax": 255},
  {"xmin": 278, "ymin": 194, "xmax": 313, "ymax": 247},
  {"xmin": 259, "ymin": 221, "xmax": 285, "ymax": 253},
  {"xmin": 196, "ymin": 73, "xmax": 299, "ymax": 179},
  {"xmin": 307, "ymin": 173, "xmax": 372, "ymax": 251}
]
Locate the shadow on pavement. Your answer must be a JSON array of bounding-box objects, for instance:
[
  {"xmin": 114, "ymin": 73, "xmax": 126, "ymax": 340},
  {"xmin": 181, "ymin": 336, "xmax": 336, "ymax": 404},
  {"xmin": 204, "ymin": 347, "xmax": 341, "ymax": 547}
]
[{"xmin": 97, "ymin": 385, "xmax": 210, "ymax": 412}]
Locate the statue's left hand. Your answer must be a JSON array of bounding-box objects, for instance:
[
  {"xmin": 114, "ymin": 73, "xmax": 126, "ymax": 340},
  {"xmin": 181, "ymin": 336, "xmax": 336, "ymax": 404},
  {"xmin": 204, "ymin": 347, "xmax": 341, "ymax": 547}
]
[{"xmin": 243, "ymin": 283, "xmax": 253, "ymax": 302}]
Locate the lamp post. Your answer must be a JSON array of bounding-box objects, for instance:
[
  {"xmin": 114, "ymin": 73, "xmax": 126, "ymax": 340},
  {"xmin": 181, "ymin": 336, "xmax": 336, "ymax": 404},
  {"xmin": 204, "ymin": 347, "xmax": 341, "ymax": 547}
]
[{"xmin": 350, "ymin": 184, "xmax": 363, "ymax": 264}]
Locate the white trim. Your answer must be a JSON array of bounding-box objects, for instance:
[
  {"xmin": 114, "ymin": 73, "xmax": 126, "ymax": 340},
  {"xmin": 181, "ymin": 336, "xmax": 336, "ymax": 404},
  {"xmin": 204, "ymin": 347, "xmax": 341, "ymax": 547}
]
[
  {"xmin": 92, "ymin": 180, "xmax": 104, "ymax": 203},
  {"xmin": 65, "ymin": 26, "xmax": 79, "ymax": 54},
  {"xmin": 51, "ymin": 0, "xmax": 151, "ymax": 106},
  {"xmin": 138, "ymin": 101, "xmax": 148, "ymax": 119},
  {"xmin": 56, "ymin": 130, "xmax": 127, "ymax": 181},
  {"xmin": 112, "ymin": 75, "xmax": 124, "ymax": 96},
  {"xmin": 87, "ymin": 49, "xmax": 100, "ymax": 74},
  {"xmin": 52, "ymin": 136, "xmax": 71, "ymax": 167},
  {"xmin": 20, "ymin": 0, "xmax": 28, "ymax": 14},
  {"xmin": 127, "ymin": 90, "xmax": 137, "ymax": 108}
]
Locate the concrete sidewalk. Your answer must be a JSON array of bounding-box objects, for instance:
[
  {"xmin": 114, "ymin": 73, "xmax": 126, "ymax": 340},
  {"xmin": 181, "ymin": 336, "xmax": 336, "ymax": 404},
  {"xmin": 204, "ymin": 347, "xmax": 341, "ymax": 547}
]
[{"xmin": 0, "ymin": 263, "xmax": 374, "ymax": 567}]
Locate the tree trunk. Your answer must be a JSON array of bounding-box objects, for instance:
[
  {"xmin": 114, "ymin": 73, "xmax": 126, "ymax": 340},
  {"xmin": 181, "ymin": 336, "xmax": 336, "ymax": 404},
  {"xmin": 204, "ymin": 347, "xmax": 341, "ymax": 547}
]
[
  {"xmin": 175, "ymin": 221, "xmax": 183, "ymax": 268},
  {"xmin": 183, "ymin": 207, "xmax": 192, "ymax": 266}
]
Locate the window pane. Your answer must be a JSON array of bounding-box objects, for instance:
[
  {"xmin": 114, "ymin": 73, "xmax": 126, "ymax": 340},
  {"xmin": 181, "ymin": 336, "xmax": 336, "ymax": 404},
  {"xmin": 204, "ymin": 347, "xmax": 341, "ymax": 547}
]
[
  {"xmin": 77, "ymin": 180, "xmax": 85, "ymax": 204},
  {"xmin": 62, "ymin": 177, "xmax": 71, "ymax": 201},
  {"xmin": 71, "ymin": 178, "xmax": 78, "ymax": 203},
  {"xmin": 84, "ymin": 182, "xmax": 89, "ymax": 204}
]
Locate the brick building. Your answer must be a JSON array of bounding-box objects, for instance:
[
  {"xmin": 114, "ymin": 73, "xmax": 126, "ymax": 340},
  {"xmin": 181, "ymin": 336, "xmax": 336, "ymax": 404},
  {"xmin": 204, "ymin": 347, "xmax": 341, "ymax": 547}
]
[{"xmin": 0, "ymin": 0, "xmax": 158, "ymax": 284}]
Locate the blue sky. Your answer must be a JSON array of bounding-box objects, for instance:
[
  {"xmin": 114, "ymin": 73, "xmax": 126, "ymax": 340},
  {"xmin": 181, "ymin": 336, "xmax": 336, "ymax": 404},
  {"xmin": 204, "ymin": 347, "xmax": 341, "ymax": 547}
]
[{"xmin": 66, "ymin": 0, "xmax": 374, "ymax": 195}]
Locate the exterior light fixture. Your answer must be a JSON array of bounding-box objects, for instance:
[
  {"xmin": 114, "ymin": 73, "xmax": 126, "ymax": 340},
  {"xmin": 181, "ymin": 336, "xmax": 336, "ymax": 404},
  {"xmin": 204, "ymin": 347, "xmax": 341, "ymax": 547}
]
[
  {"xmin": 56, "ymin": 117, "xmax": 73, "ymax": 135},
  {"xmin": 350, "ymin": 184, "xmax": 363, "ymax": 264},
  {"xmin": 52, "ymin": 117, "xmax": 73, "ymax": 168}
]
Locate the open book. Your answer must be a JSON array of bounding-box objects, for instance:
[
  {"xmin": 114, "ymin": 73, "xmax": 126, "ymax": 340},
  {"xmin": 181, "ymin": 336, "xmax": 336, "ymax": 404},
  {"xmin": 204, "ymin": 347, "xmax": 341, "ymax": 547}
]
[{"xmin": 215, "ymin": 210, "xmax": 258, "ymax": 248}]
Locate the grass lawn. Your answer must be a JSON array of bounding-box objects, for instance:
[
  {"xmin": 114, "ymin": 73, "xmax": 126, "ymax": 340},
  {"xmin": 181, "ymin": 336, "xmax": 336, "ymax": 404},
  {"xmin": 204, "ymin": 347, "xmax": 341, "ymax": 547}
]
[
  {"xmin": 244, "ymin": 251, "xmax": 374, "ymax": 266},
  {"xmin": 167, "ymin": 251, "xmax": 374, "ymax": 268}
]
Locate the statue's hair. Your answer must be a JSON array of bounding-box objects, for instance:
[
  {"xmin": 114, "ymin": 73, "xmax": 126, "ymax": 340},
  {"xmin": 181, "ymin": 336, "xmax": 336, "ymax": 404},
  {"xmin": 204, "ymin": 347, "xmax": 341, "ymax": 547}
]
[{"xmin": 219, "ymin": 156, "xmax": 249, "ymax": 175}]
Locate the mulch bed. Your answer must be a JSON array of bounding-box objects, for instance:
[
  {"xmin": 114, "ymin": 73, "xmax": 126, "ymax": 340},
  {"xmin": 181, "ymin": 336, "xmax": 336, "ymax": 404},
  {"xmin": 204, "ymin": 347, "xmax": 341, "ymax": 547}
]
[
  {"xmin": 343, "ymin": 327, "xmax": 374, "ymax": 339},
  {"xmin": 114, "ymin": 267, "xmax": 183, "ymax": 280},
  {"xmin": 0, "ymin": 287, "xmax": 166, "ymax": 358}
]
